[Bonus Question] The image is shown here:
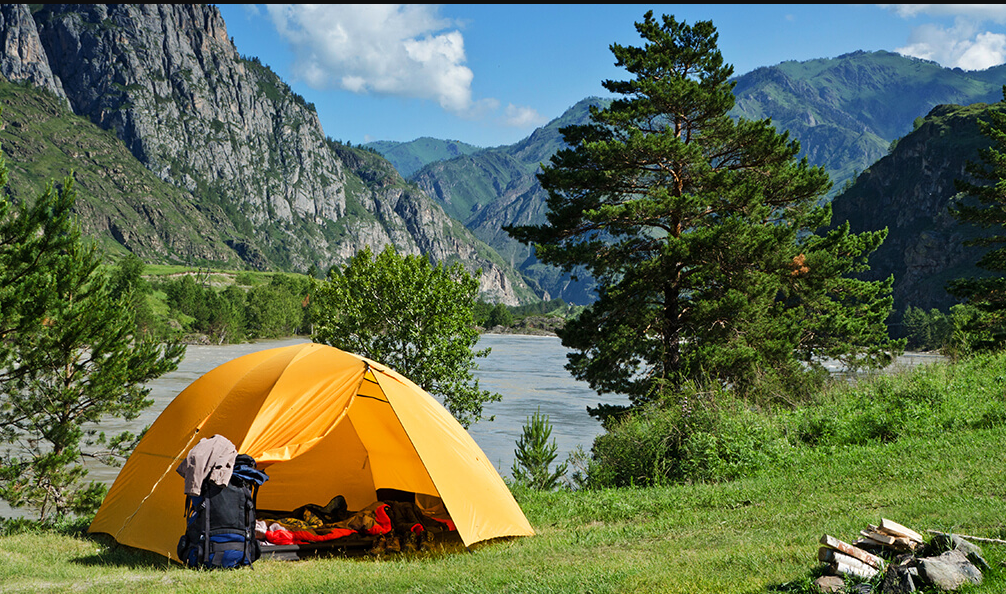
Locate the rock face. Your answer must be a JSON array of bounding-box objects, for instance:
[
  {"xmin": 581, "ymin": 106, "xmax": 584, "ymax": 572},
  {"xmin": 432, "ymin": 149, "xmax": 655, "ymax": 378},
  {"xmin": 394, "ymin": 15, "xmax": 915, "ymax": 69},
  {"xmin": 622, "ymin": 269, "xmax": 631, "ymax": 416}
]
[
  {"xmin": 829, "ymin": 102, "xmax": 996, "ymax": 314},
  {"xmin": 0, "ymin": 5, "xmax": 65, "ymax": 101},
  {"xmin": 0, "ymin": 4, "xmax": 532, "ymax": 304}
]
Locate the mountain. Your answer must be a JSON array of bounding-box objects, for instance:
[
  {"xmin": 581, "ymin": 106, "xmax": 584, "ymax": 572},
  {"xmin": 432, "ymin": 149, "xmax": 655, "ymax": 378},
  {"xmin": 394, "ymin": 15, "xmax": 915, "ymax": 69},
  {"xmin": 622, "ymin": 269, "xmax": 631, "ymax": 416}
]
[
  {"xmin": 381, "ymin": 51, "xmax": 1006, "ymax": 305},
  {"xmin": 731, "ymin": 50, "xmax": 1006, "ymax": 194},
  {"xmin": 0, "ymin": 4, "xmax": 535, "ymax": 305},
  {"xmin": 830, "ymin": 101, "xmax": 996, "ymax": 315},
  {"xmin": 0, "ymin": 77, "xmax": 246, "ymax": 267},
  {"xmin": 407, "ymin": 98, "xmax": 605, "ymax": 304},
  {"xmin": 363, "ymin": 137, "xmax": 483, "ymax": 178}
]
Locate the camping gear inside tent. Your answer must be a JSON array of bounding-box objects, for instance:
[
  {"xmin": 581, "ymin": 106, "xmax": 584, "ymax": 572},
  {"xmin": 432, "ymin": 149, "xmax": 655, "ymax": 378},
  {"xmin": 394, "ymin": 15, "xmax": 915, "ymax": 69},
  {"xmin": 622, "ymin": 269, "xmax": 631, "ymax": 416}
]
[{"xmin": 88, "ymin": 342, "xmax": 534, "ymax": 561}]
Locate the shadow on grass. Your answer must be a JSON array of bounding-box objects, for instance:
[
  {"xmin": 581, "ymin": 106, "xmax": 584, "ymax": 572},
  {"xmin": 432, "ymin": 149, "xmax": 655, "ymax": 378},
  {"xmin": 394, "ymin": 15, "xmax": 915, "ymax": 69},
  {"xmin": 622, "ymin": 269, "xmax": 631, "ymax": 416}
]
[
  {"xmin": 762, "ymin": 564, "xmax": 836, "ymax": 594},
  {"xmin": 71, "ymin": 532, "xmax": 175, "ymax": 569},
  {"xmin": 1, "ymin": 515, "xmax": 176, "ymax": 569}
]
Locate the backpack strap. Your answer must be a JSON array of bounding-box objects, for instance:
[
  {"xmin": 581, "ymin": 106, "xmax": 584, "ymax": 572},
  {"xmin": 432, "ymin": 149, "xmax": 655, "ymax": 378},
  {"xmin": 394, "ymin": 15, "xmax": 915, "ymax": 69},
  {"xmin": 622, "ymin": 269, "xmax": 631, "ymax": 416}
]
[
  {"xmin": 244, "ymin": 483, "xmax": 257, "ymax": 567},
  {"xmin": 202, "ymin": 493, "xmax": 212, "ymax": 567}
]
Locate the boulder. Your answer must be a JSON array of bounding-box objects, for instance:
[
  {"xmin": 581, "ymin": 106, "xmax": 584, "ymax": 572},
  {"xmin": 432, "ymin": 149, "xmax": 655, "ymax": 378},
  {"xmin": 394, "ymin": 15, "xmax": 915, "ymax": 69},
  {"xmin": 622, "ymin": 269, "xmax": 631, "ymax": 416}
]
[{"xmin": 916, "ymin": 548, "xmax": 982, "ymax": 590}]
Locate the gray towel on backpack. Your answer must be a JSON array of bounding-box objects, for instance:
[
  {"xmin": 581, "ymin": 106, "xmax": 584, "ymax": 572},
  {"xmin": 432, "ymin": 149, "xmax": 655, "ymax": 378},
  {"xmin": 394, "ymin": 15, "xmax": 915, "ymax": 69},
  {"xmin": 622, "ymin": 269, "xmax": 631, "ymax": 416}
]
[{"xmin": 176, "ymin": 434, "xmax": 237, "ymax": 496}]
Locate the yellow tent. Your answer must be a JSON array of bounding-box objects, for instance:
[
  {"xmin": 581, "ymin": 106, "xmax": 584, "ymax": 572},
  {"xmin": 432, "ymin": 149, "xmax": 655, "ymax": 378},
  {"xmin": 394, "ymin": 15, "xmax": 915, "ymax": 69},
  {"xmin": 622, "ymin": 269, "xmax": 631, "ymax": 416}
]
[{"xmin": 88, "ymin": 342, "xmax": 534, "ymax": 560}]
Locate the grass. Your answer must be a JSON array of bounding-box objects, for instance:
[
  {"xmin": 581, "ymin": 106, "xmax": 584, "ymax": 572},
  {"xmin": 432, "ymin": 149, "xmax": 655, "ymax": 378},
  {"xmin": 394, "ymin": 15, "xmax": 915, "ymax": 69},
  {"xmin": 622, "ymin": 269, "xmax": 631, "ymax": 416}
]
[
  {"xmin": 5, "ymin": 426, "xmax": 1006, "ymax": 592},
  {"xmin": 6, "ymin": 358, "xmax": 1006, "ymax": 592}
]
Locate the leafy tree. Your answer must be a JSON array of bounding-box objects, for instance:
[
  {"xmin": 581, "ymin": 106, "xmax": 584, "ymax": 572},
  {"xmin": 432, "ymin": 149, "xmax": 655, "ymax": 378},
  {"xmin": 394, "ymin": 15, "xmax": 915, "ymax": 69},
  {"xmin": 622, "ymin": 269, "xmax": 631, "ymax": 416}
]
[
  {"xmin": 217, "ymin": 284, "xmax": 248, "ymax": 343},
  {"xmin": 245, "ymin": 281, "xmax": 303, "ymax": 339},
  {"xmin": 162, "ymin": 274, "xmax": 207, "ymax": 324},
  {"xmin": 507, "ymin": 12, "xmax": 900, "ymax": 412},
  {"xmin": 473, "ymin": 300, "xmax": 493, "ymax": 327},
  {"xmin": 312, "ymin": 246, "xmax": 499, "ymax": 428},
  {"xmin": 0, "ymin": 164, "xmax": 184, "ymax": 519},
  {"xmin": 511, "ymin": 407, "xmax": 567, "ymax": 491},
  {"xmin": 902, "ymin": 305, "xmax": 952, "ymax": 351},
  {"xmin": 486, "ymin": 303, "xmax": 514, "ymax": 328},
  {"xmin": 162, "ymin": 274, "xmax": 246, "ymax": 343},
  {"xmin": 948, "ymin": 90, "xmax": 1006, "ymax": 350}
]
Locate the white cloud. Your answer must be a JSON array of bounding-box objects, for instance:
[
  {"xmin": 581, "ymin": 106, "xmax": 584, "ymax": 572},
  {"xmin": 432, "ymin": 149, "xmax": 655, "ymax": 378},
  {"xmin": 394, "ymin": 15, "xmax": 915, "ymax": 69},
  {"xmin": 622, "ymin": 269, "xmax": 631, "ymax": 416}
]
[
  {"xmin": 895, "ymin": 17, "xmax": 1006, "ymax": 69},
  {"xmin": 503, "ymin": 104, "xmax": 547, "ymax": 128},
  {"xmin": 882, "ymin": 4, "xmax": 1006, "ymax": 22},
  {"xmin": 884, "ymin": 5, "xmax": 1006, "ymax": 69},
  {"xmin": 265, "ymin": 4, "xmax": 478, "ymax": 113}
]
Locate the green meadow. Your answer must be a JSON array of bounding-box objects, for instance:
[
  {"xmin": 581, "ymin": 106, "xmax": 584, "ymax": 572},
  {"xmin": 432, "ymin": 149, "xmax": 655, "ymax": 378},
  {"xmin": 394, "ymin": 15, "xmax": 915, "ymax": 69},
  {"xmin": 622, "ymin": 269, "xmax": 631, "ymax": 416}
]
[{"xmin": 5, "ymin": 353, "xmax": 1006, "ymax": 593}]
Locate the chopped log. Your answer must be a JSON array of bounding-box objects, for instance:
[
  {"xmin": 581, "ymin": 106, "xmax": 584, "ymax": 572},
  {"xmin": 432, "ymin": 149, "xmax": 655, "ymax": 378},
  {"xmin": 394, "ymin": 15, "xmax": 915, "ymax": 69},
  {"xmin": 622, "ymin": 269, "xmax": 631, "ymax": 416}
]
[
  {"xmin": 861, "ymin": 528, "xmax": 916, "ymax": 551},
  {"xmin": 820, "ymin": 534, "xmax": 885, "ymax": 569},
  {"xmin": 818, "ymin": 547, "xmax": 880, "ymax": 579},
  {"xmin": 854, "ymin": 535, "xmax": 889, "ymax": 549},
  {"xmin": 879, "ymin": 518, "xmax": 925, "ymax": 543},
  {"xmin": 861, "ymin": 529, "xmax": 896, "ymax": 546}
]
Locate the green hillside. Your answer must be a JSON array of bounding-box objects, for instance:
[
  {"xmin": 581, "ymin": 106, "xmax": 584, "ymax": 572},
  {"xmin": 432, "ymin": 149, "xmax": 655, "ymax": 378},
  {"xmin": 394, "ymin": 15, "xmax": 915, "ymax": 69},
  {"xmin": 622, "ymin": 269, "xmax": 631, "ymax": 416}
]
[
  {"xmin": 364, "ymin": 137, "xmax": 483, "ymax": 178},
  {"xmin": 0, "ymin": 79, "xmax": 245, "ymax": 268},
  {"xmin": 731, "ymin": 50, "xmax": 1006, "ymax": 193}
]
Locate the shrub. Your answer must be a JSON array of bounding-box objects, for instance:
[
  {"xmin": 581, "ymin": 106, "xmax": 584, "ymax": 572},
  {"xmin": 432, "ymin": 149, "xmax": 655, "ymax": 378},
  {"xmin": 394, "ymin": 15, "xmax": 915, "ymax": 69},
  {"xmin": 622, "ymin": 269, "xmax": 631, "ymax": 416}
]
[
  {"xmin": 512, "ymin": 407, "xmax": 567, "ymax": 490},
  {"xmin": 784, "ymin": 351, "xmax": 1006, "ymax": 447},
  {"xmin": 902, "ymin": 305, "xmax": 952, "ymax": 351},
  {"xmin": 585, "ymin": 382, "xmax": 790, "ymax": 488}
]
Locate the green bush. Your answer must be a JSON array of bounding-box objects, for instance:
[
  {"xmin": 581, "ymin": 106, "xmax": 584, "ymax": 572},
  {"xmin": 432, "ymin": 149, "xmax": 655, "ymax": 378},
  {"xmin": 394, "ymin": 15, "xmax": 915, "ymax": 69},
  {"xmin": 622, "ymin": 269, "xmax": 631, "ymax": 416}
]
[
  {"xmin": 245, "ymin": 282, "xmax": 304, "ymax": 339},
  {"xmin": 585, "ymin": 383, "xmax": 790, "ymax": 488},
  {"xmin": 902, "ymin": 305, "xmax": 952, "ymax": 351}
]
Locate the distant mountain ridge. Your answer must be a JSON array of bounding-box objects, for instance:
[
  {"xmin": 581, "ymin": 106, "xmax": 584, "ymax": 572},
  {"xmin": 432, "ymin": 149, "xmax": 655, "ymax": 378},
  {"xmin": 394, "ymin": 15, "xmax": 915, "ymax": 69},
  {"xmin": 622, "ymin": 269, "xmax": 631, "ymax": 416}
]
[
  {"xmin": 731, "ymin": 50, "xmax": 1006, "ymax": 193},
  {"xmin": 408, "ymin": 98, "xmax": 606, "ymax": 304},
  {"xmin": 0, "ymin": 4, "xmax": 536, "ymax": 305},
  {"xmin": 367, "ymin": 51, "xmax": 1006, "ymax": 304},
  {"xmin": 364, "ymin": 137, "xmax": 483, "ymax": 178}
]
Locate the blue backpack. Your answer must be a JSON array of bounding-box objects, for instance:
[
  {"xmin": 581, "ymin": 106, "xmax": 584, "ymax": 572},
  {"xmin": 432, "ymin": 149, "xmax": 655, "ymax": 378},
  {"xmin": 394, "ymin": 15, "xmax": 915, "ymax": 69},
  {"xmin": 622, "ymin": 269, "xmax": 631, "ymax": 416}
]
[{"xmin": 177, "ymin": 454, "xmax": 269, "ymax": 569}]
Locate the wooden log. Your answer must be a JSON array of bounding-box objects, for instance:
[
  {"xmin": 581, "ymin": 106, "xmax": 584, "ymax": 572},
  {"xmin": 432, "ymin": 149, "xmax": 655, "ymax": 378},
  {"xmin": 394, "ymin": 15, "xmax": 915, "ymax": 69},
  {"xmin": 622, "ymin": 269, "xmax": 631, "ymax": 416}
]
[
  {"xmin": 861, "ymin": 529, "xmax": 896, "ymax": 546},
  {"xmin": 879, "ymin": 518, "xmax": 925, "ymax": 543},
  {"xmin": 820, "ymin": 534, "xmax": 885, "ymax": 569},
  {"xmin": 853, "ymin": 535, "xmax": 888, "ymax": 548},
  {"xmin": 818, "ymin": 547, "xmax": 880, "ymax": 579}
]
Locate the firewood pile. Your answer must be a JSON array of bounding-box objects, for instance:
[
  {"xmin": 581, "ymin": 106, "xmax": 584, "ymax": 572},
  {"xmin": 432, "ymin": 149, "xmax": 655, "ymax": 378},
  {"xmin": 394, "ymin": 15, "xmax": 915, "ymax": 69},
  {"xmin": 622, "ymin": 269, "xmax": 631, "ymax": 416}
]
[{"xmin": 814, "ymin": 518, "xmax": 987, "ymax": 593}]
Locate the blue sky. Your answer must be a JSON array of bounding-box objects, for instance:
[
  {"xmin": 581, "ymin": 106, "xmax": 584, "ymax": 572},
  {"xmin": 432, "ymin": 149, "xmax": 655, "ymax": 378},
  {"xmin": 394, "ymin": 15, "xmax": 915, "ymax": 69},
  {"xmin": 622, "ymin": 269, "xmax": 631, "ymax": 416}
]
[{"xmin": 217, "ymin": 4, "xmax": 1006, "ymax": 149}]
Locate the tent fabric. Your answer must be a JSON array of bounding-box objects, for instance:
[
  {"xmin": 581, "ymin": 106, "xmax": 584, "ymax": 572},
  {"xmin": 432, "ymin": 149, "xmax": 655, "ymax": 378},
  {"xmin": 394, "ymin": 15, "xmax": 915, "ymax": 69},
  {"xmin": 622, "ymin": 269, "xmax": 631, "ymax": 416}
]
[{"xmin": 88, "ymin": 342, "xmax": 534, "ymax": 560}]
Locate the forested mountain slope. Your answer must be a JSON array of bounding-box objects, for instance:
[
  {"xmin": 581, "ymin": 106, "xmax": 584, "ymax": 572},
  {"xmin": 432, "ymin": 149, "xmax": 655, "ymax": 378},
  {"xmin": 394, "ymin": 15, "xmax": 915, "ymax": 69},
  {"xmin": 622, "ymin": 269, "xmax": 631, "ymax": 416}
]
[{"xmin": 731, "ymin": 50, "xmax": 1006, "ymax": 193}]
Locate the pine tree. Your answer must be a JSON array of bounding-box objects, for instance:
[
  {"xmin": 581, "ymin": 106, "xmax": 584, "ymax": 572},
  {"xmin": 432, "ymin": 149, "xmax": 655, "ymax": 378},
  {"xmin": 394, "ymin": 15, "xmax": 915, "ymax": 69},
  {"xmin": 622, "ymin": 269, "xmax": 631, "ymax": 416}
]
[
  {"xmin": 511, "ymin": 407, "xmax": 567, "ymax": 491},
  {"xmin": 0, "ymin": 159, "xmax": 184, "ymax": 519},
  {"xmin": 947, "ymin": 88, "xmax": 1006, "ymax": 349},
  {"xmin": 507, "ymin": 12, "xmax": 901, "ymax": 411}
]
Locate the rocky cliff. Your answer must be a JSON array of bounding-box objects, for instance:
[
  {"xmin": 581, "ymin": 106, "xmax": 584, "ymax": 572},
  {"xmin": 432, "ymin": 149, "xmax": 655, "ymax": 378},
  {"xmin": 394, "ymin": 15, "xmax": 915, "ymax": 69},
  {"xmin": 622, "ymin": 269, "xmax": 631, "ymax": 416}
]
[
  {"xmin": 830, "ymin": 102, "xmax": 996, "ymax": 314},
  {"xmin": 0, "ymin": 4, "xmax": 533, "ymax": 305}
]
